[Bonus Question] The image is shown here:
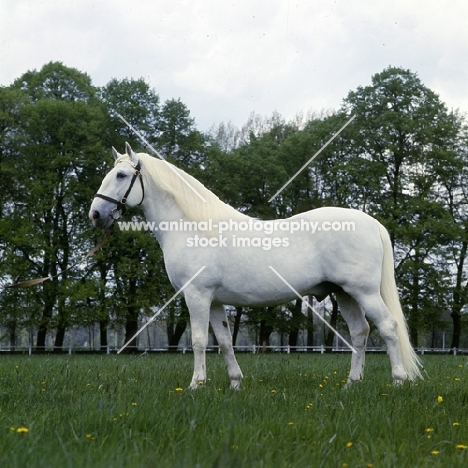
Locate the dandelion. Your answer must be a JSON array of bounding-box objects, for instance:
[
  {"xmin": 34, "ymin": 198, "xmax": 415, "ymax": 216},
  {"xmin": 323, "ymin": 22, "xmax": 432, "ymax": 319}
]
[
  {"xmin": 455, "ymin": 378, "xmax": 461, "ymax": 381},
  {"xmin": 271, "ymin": 389, "xmax": 276, "ymax": 393},
  {"xmin": 456, "ymin": 444, "xmax": 467, "ymax": 450},
  {"xmin": 288, "ymin": 422, "xmax": 294, "ymax": 426},
  {"xmin": 86, "ymin": 433, "xmax": 95, "ymax": 440},
  {"xmin": 431, "ymin": 450, "xmax": 439, "ymax": 455},
  {"xmin": 437, "ymin": 395, "xmax": 443, "ymax": 403},
  {"xmin": 346, "ymin": 442, "xmax": 353, "ymax": 448},
  {"xmin": 131, "ymin": 402, "xmax": 137, "ymax": 407},
  {"xmin": 175, "ymin": 387, "xmax": 183, "ymax": 392},
  {"xmin": 453, "ymin": 422, "xmax": 460, "ymax": 426},
  {"xmin": 16, "ymin": 427, "xmax": 29, "ymax": 434},
  {"xmin": 425, "ymin": 428, "xmax": 434, "ymax": 433}
]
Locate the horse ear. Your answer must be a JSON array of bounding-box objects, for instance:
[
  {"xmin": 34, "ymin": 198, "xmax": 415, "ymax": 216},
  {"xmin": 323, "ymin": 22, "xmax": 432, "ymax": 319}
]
[
  {"xmin": 125, "ymin": 142, "xmax": 138, "ymax": 164},
  {"xmin": 112, "ymin": 147, "xmax": 120, "ymax": 161}
]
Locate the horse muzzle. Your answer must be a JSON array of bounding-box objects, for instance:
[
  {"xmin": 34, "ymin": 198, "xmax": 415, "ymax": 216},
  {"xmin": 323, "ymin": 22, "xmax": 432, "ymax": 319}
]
[{"xmin": 89, "ymin": 206, "xmax": 118, "ymax": 229}]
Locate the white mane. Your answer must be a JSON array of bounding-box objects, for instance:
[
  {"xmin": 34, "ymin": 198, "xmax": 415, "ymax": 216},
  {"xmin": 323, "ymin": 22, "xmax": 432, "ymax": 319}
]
[{"xmin": 116, "ymin": 152, "xmax": 251, "ymax": 224}]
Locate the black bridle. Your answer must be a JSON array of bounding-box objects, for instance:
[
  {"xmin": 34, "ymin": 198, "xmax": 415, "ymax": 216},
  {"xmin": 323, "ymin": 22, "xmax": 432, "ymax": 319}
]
[{"xmin": 94, "ymin": 160, "xmax": 145, "ymax": 219}]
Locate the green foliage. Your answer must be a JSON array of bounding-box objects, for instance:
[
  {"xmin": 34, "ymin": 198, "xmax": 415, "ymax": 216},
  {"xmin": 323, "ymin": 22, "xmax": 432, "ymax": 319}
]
[{"xmin": 1, "ymin": 62, "xmax": 468, "ymax": 350}]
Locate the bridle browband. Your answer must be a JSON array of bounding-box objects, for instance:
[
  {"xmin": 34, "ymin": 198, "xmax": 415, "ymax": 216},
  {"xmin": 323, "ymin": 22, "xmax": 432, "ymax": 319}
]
[{"xmin": 94, "ymin": 160, "xmax": 145, "ymax": 219}]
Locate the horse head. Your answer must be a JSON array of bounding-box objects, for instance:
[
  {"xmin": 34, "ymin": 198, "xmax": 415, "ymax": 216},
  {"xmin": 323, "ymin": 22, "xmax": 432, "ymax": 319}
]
[{"xmin": 89, "ymin": 142, "xmax": 145, "ymax": 228}]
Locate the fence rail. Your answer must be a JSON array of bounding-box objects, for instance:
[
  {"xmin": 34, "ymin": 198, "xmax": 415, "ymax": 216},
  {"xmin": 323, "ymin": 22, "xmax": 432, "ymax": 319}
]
[{"xmin": 0, "ymin": 345, "xmax": 466, "ymax": 355}]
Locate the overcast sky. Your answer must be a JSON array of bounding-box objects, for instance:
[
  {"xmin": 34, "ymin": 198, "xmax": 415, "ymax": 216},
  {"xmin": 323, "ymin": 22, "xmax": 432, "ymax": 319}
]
[{"xmin": 1, "ymin": 0, "xmax": 467, "ymax": 131}]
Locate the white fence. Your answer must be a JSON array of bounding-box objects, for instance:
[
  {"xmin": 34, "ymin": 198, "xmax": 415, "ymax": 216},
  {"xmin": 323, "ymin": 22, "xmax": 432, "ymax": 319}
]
[{"xmin": 0, "ymin": 345, "xmax": 467, "ymax": 355}]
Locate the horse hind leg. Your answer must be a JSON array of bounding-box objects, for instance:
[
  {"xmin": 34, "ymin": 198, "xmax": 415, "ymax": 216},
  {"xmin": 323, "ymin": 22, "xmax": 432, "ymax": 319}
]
[
  {"xmin": 355, "ymin": 293, "xmax": 407, "ymax": 383},
  {"xmin": 335, "ymin": 292, "xmax": 370, "ymax": 385},
  {"xmin": 210, "ymin": 304, "xmax": 243, "ymax": 389}
]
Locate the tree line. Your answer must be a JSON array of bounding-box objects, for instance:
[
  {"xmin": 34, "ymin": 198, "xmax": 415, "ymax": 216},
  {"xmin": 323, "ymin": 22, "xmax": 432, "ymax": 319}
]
[{"xmin": 1, "ymin": 61, "xmax": 467, "ymax": 351}]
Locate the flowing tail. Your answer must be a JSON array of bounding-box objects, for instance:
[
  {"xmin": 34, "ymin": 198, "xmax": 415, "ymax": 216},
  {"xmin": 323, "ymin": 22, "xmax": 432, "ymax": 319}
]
[{"xmin": 379, "ymin": 224, "xmax": 424, "ymax": 381}]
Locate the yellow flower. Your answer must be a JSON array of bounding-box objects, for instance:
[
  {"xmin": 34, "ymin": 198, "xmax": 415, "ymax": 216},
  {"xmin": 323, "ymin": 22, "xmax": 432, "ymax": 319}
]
[
  {"xmin": 175, "ymin": 387, "xmax": 183, "ymax": 392},
  {"xmin": 271, "ymin": 389, "xmax": 276, "ymax": 393},
  {"xmin": 86, "ymin": 433, "xmax": 95, "ymax": 440},
  {"xmin": 288, "ymin": 422, "xmax": 294, "ymax": 426},
  {"xmin": 131, "ymin": 402, "xmax": 137, "ymax": 406},
  {"xmin": 425, "ymin": 428, "xmax": 434, "ymax": 433},
  {"xmin": 453, "ymin": 422, "xmax": 460, "ymax": 426},
  {"xmin": 346, "ymin": 442, "xmax": 353, "ymax": 448},
  {"xmin": 456, "ymin": 444, "xmax": 467, "ymax": 450},
  {"xmin": 16, "ymin": 427, "xmax": 29, "ymax": 434},
  {"xmin": 342, "ymin": 463, "xmax": 349, "ymax": 467},
  {"xmin": 437, "ymin": 396, "xmax": 443, "ymax": 403},
  {"xmin": 431, "ymin": 450, "xmax": 439, "ymax": 455}
]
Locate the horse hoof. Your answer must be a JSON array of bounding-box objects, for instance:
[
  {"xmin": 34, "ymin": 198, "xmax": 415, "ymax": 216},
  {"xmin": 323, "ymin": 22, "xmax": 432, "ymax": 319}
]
[{"xmin": 230, "ymin": 380, "xmax": 242, "ymax": 390}]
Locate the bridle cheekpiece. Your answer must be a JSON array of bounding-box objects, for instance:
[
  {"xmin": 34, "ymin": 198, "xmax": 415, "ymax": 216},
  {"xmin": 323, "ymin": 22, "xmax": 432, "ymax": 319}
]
[{"xmin": 94, "ymin": 159, "xmax": 145, "ymax": 220}]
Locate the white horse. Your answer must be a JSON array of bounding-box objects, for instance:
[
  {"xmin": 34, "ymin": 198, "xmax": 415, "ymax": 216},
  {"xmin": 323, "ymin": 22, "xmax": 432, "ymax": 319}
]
[{"xmin": 89, "ymin": 143, "xmax": 423, "ymax": 388}]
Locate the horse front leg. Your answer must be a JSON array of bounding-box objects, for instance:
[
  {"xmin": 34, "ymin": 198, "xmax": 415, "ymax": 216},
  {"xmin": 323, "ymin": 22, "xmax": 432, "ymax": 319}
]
[
  {"xmin": 210, "ymin": 304, "xmax": 243, "ymax": 389},
  {"xmin": 336, "ymin": 292, "xmax": 370, "ymax": 385},
  {"xmin": 185, "ymin": 292, "xmax": 211, "ymax": 389}
]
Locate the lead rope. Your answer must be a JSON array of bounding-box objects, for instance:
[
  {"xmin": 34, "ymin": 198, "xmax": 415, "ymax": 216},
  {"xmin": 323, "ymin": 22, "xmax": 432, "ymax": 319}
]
[{"xmin": 2, "ymin": 227, "xmax": 113, "ymax": 289}]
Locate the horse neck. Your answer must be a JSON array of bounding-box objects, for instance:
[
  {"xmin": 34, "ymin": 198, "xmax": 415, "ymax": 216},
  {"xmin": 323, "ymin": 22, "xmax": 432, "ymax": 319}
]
[{"xmin": 140, "ymin": 181, "xmax": 188, "ymax": 245}]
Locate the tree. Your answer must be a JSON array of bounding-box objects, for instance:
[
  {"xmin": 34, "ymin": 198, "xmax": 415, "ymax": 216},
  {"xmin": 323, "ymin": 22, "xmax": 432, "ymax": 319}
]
[
  {"xmin": 342, "ymin": 66, "xmax": 465, "ymax": 346},
  {"xmin": 0, "ymin": 62, "xmax": 108, "ymax": 349}
]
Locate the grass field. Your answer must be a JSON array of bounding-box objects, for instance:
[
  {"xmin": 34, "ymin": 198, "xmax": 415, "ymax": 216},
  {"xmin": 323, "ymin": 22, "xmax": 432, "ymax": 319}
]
[{"xmin": 0, "ymin": 352, "xmax": 467, "ymax": 468}]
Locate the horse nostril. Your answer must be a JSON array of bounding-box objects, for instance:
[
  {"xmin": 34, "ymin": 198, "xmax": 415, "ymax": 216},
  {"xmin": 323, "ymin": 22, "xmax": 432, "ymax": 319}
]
[{"xmin": 92, "ymin": 210, "xmax": 100, "ymax": 220}]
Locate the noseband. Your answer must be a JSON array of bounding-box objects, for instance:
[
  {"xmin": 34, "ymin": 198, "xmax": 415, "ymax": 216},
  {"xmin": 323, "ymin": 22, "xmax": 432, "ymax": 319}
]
[{"xmin": 94, "ymin": 160, "xmax": 145, "ymax": 219}]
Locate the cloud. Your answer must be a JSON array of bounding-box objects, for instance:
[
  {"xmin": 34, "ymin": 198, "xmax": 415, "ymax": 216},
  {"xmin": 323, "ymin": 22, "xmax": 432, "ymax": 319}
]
[{"xmin": 1, "ymin": 0, "xmax": 468, "ymax": 130}]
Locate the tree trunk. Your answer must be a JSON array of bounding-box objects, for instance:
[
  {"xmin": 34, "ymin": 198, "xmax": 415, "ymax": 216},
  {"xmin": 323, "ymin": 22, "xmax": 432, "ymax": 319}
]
[
  {"xmin": 450, "ymin": 311, "xmax": 461, "ymax": 352},
  {"xmin": 306, "ymin": 295, "xmax": 315, "ymax": 349},
  {"xmin": 100, "ymin": 319, "xmax": 108, "ymax": 351},
  {"xmin": 8, "ymin": 321, "xmax": 17, "ymax": 349},
  {"xmin": 259, "ymin": 317, "xmax": 274, "ymax": 352},
  {"xmin": 54, "ymin": 327, "xmax": 66, "ymax": 353},
  {"xmin": 288, "ymin": 298, "xmax": 303, "ymax": 352},
  {"xmin": 36, "ymin": 301, "xmax": 54, "ymax": 351},
  {"xmin": 325, "ymin": 295, "xmax": 338, "ymax": 353},
  {"xmin": 168, "ymin": 320, "xmax": 188, "ymax": 351},
  {"xmin": 167, "ymin": 304, "xmax": 189, "ymax": 351},
  {"xmin": 232, "ymin": 307, "xmax": 243, "ymax": 346},
  {"xmin": 451, "ymin": 237, "xmax": 467, "ymax": 353}
]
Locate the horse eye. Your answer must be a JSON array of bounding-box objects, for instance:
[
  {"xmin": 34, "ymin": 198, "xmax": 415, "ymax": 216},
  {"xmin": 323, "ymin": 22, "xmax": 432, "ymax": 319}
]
[{"xmin": 117, "ymin": 172, "xmax": 127, "ymax": 179}]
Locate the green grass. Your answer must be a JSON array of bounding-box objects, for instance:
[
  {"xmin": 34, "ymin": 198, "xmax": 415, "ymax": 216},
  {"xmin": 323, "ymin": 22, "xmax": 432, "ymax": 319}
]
[{"xmin": 0, "ymin": 353, "xmax": 467, "ymax": 467}]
